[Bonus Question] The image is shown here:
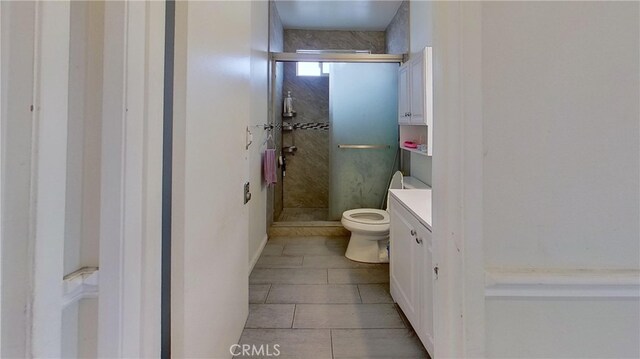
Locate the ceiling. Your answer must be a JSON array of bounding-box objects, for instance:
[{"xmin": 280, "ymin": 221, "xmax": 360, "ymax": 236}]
[{"xmin": 274, "ymin": 0, "xmax": 403, "ymax": 31}]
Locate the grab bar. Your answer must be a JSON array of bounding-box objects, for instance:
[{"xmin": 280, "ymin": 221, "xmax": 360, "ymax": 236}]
[{"xmin": 337, "ymin": 144, "xmax": 390, "ymax": 149}]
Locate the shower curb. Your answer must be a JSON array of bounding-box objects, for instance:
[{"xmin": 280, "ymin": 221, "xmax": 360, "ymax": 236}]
[{"xmin": 268, "ymin": 221, "xmax": 349, "ymax": 237}]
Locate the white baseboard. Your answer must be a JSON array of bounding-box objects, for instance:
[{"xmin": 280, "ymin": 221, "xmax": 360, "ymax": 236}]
[
  {"xmin": 249, "ymin": 234, "xmax": 269, "ymax": 273},
  {"xmin": 485, "ymin": 268, "xmax": 640, "ymax": 298}
]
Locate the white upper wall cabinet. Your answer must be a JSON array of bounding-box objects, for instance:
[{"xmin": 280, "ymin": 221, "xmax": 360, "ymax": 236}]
[
  {"xmin": 398, "ymin": 47, "xmax": 433, "ymax": 155},
  {"xmin": 409, "ymin": 55, "xmax": 425, "ymax": 124},
  {"xmin": 398, "ymin": 64, "xmax": 411, "ymax": 125}
]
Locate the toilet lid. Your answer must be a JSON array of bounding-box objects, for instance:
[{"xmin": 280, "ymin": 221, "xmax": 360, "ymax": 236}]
[{"xmin": 343, "ymin": 209, "xmax": 390, "ymax": 225}]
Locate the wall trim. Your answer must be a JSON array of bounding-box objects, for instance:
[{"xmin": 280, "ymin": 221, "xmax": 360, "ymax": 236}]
[
  {"xmin": 30, "ymin": 2, "xmax": 71, "ymax": 356},
  {"xmin": 99, "ymin": 2, "xmax": 164, "ymax": 357},
  {"xmin": 485, "ymin": 269, "xmax": 640, "ymax": 298},
  {"xmin": 249, "ymin": 234, "xmax": 269, "ymax": 273},
  {"xmin": 62, "ymin": 267, "xmax": 99, "ymax": 308}
]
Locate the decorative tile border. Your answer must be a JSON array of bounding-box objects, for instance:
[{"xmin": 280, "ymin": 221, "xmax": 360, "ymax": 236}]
[{"xmin": 283, "ymin": 122, "xmax": 329, "ymax": 131}]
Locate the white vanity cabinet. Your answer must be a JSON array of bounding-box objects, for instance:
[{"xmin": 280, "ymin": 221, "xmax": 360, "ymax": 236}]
[{"xmin": 389, "ymin": 191, "xmax": 435, "ymax": 355}]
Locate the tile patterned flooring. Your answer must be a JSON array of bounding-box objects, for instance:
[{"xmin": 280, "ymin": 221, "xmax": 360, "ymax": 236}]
[{"xmin": 238, "ymin": 236, "xmax": 429, "ymax": 359}]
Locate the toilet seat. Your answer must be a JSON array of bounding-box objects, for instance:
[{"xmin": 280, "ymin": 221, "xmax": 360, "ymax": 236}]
[{"xmin": 342, "ymin": 209, "xmax": 390, "ymax": 225}]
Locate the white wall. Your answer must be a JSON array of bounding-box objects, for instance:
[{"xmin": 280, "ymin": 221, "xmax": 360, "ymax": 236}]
[
  {"xmin": 172, "ymin": 1, "xmax": 252, "ymax": 357},
  {"xmin": 98, "ymin": 2, "xmax": 164, "ymax": 357},
  {"xmin": 0, "ymin": 2, "xmax": 36, "ymax": 356},
  {"xmin": 409, "ymin": 1, "xmax": 432, "ymax": 59},
  {"xmin": 408, "ymin": 0, "xmax": 433, "ymax": 186},
  {"xmin": 27, "ymin": 2, "xmax": 71, "ymax": 356},
  {"xmin": 62, "ymin": 298, "xmax": 99, "ymax": 358},
  {"xmin": 481, "ymin": 3, "xmax": 639, "ymax": 357},
  {"xmin": 417, "ymin": 1, "xmax": 639, "ymax": 357},
  {"xmin": 65, "ymin": 0, "xmax": 103, "ymax": 276},
  {"xmin": 1, "ymin": 2, "xmax": 163, "ymax": 357},
  {"xmin": 63, "ymin": 3, "xmax": 103, "ymax": 354},
  {"xmin": 248, "ymin": 0, "xmax": 270, "ymax": 270},
  {"xmin": 482, "ymin": 1, "xmax": 639, "ymax": 270},
  {"xmin": 2, "ymin": 2, "xmax": 72, "ymax": 357}
]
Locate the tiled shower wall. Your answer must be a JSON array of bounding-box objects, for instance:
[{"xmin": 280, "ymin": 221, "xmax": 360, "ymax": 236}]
[{"xmin": 281, "ymin": 30, "xmax": 385, "ymax": 214}]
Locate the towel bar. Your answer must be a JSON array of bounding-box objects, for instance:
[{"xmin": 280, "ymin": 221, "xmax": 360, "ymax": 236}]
[{"xmin": 337, "ymin": 144, "xmax": 390, "ymax": 149}]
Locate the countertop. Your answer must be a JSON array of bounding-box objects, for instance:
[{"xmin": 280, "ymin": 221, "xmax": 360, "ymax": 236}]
[
  {"xmin": 402, "ymin": 176, "xmax": 429, "ymax": 189},
  {"xmin": 389, "ymin": 189, "xmax": 432, "ymax": 230}
]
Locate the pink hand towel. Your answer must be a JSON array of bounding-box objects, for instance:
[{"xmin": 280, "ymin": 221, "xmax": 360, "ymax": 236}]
[{"xmin": 263, "ymin": 149, "xmax": 277, "ymax": 186}]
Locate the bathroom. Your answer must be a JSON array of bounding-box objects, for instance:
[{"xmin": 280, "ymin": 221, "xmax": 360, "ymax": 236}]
[
  {"xmin": 244, "ymin": 1, "xmax": 435, "ymax": 357},
  {"xmin": 1, "ymin": 0, "xmax": 636, "ymax": 357},
  {"xmin": 267, "ymin": 0, "xmax": 431, "ymax": 227}
]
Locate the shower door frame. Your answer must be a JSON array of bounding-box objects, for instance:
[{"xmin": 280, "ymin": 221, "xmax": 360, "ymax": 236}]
[
  {"xmin": 268, "ymin": 53, "xmax": 404, "ymax": 223},
  {"xmin": 271, "ymin": 52, "xmax": 404, "ymax": 63}
]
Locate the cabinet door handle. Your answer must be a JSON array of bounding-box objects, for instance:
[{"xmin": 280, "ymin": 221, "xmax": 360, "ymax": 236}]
[
  {"xmin": 410, "ymin": 229, "xmax": 416, "ymax": 236},
  {"xmin": 434, "ymin": 266, "xmax": 439, "ymax": 279},
  {"xmin": 415, "ymin": 237, "xmax": 423, "ymax": 244},
  {"xmin": 407, "ymin": 112, "xmax": 412, "ymax": 117}
]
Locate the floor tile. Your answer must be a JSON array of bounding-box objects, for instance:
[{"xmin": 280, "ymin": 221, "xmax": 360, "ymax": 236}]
[
  {"xmin": 395, "ymin": 304, "xmax": 414, "ymax": 329},
  {"xmin": 283, "ymin": 243, "xmax": 347, "ymax": 256},
  {"xmin": 261, "ymin": 244, "xmax": 284, "ymax": 256},
  {"xmin": 255, "ymin": 255, "xmax": 303, "ymax": 268},
  {"xmin": 268, "ymin": 236, "xmax": 348, "ymax": 246},
  {"xmin": 249, "ymin": 284, "xmax": 271, "ymax": 304},
  {"xmin": 237, "ymin": 329, "xmax": 332, "ymax": 359},
  {"xmin": 323, "ymin": 237, "xmax": 350, "ymax": 247},
  {"xmin": 266, "ymin": 284, "xmax": 361, "ymax": 304},
  {"xmin": 328, "ymin": 268, "xmax": 390, "ymax": 284},
  {"xmin": 245, "ymin": 304, "xmax": 295, "ymax": 329},
  {"xmin": 358, "ymin": 284, "xmax": 394, "ymax": 303},
  {"xmin": 269, "ymin": 226, "xmax": 350, "ymax": 237},
  {"xmin": 303, "ymin": 255, "xmax": 380, "ymax": 269},
  {"xmin": 293, "ymin": 304, "xmax": 405, "ymax": 329},
  {"xmin": 331, "ymin": 329, "xmax": 429, "ymax": 358},
  {"xmin": 250, "ymin": 268, "xmax": 328, "ymax": 285}
]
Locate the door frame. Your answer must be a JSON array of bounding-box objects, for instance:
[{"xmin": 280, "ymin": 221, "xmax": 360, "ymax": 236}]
[
  {"xmin": 98, "ymin": 2, "xmax": 165, "ymax": 357},
  {"xmin": 431, "ymin": 2, "xmax": 485, "ymax": 357}
]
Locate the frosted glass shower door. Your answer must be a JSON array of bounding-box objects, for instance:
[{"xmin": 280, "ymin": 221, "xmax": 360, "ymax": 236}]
[{"xmin": 329, "ymin": 63, "xmax": 398, "ymax": 220}]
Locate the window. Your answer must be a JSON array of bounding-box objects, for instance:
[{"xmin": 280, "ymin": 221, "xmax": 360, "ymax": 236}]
[
  {"xmin": 297, "ymin": 62, "xmax": 330, "ymax": 77},
  {"xmin": 295, "ymin": 50, "xmax": 370, "ymax": 77}
]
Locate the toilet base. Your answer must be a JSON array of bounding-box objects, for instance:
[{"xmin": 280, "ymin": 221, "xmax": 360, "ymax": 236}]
[{"xmin": 345, "ymin": 232, "xmax": 389, "ymax": 263}]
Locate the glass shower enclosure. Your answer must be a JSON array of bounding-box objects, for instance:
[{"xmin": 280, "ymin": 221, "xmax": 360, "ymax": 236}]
[
  {"xmin": 271, "ymin": 53, "xmax": 400, "ymax": 223},
  {"xmin": 328, "ymin": 63, "xmax": 398, "ymax": 220}
]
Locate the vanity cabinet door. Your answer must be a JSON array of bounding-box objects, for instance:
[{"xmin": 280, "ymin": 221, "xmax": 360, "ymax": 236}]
[
  {"xmin": 409, "ymin": 53, "xmax": 425, "ymax": 126},
  {"xmin": 389, "ymin": 198, "xmax": 421, "ymax": 328},
  {"xmin": 389, "ymin": 196, "xmax": 435, "ymax": 357},
  {"xmin": 417, "ymin": 225, "xmax": 435, "ymax": 354},
  {"xmin": 398, "ymin": 63, "xmax": 411, "ymax": 125}
]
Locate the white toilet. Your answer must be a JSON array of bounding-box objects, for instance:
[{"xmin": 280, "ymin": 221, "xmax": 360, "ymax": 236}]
[{"xmin": 341, "ymin": 171, "xmax": 404, "ymax": 263}]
